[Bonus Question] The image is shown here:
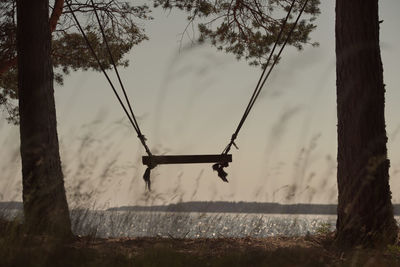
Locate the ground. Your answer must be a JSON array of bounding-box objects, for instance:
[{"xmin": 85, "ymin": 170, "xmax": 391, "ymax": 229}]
[{"xmin": 1, "ymin": 218, "xmax": 400, "ymax": 266}]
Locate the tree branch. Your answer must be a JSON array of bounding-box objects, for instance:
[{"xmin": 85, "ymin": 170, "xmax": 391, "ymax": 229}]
[
  {"xmin": 50, "ymin": 0, "xmax": 65, "ymax": 32},
  {"xmin": 0, "ymin": 57, "xmax": 17, "ymax": 75},
  {"xmin": 0, "ymin": 0, "xmax": 64, "ymax": 76}
]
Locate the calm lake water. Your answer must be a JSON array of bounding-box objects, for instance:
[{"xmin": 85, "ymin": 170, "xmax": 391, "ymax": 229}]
[
  {"xmin": 70, "ymin": 210, "xmax": 337, "ymax": 238},
  {"xmin": 4, "ymin": 209, "xmax": 399, "ymax": 238}
]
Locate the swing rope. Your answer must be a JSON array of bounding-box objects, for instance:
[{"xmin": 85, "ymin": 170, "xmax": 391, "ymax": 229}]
[
  {"xmin": 213, "ymin": 0, "xmax": 309, "ymax": 180},
  {"xmin": 66, "ymin": 0, "xmax": 309, "ymax": 189},
  {"xmin": 89, "ymin": 0, "xmax": 151, "ymax": 155},
  {"xmin": 66, "ymin": 0, "xmax": 154, "ymax": 189}
]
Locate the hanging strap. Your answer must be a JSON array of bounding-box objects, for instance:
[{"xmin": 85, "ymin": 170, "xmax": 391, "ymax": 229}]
[
  {"xmin": 212, "ymin": 161, "xmax": 229, "ymax": 182},
  {"xmin": 66, "ymin": 0, "xmax": 152, "ymax": 155},
  {"xmin": 66, "ymin": 0, "xmax": 154, "ymax": 189},
  {"xmin": 89, "ymin": 0, "xmax": 153, "ymax": 156},
  {"xmin": 143, "ymin": 166, "xmax": 152, "ymax": 190},
  {"xmin": 216, "ymin": 0, "xmax": 310, "ymax": 178}
]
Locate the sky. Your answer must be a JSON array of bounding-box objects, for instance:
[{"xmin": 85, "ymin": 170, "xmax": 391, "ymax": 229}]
[{"xmin": 1, "ymin": 1, "xmax": 400, "ymax": 208}]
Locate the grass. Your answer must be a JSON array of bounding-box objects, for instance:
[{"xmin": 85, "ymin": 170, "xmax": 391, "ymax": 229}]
[
  {"xmin": 315, "ymin": 222, "xmax": 333, "ymax": 235},
  {"xmin": 2, "ymin": 215, "xmax": 400, "ymax": 267}
]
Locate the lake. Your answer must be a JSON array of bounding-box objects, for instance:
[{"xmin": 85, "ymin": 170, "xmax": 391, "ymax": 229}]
[
  {"xmin": 4, "ymin": 207, "xmax": 400, "ymax": 239},
  {"xmin": 70, "ymin": 210, "xmax": 337, "ymax": 238}
]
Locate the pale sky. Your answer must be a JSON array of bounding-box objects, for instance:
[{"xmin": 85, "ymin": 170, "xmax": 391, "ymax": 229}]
[{"xmin": 1, "ymin": 1, "xmax": 399, "ymax": 208}]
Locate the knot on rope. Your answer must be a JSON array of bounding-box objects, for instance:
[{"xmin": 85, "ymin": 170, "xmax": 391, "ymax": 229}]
[
  {"xmin": 231, "ymin": 133, "xmax": 237, "ymax": 141},
  {"xmin": 138, "ymin": 134, "xmax": 147, "ymax": 142},
  {"xmin": 212, "ymin": 162, "xmax": 229, "ymax": 183}
]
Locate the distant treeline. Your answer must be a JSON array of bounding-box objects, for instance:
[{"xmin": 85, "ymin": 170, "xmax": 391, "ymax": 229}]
[
  {"xmin": 0, "ymin": 202, "xmax": 22, "ymax": 210},
  {"xmin": 3, "ymin": 201, "xmax": 400, "ymax": 215},
  {"xmin": 108, "ymin": 202, "xmax": 400, "ymax": 215},
  {"xmin": 108, "ymin": 201, "xmax": 338, "ymax": 214}
]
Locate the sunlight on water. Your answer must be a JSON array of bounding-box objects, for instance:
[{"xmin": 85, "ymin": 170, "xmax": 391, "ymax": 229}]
[
  {"xmin": 4, "ymin": 209, "xmax": 400, "ymax": 238},
  {"xmin": 70, "ymin": 211, "xmax": 338, "ymax": 238}
]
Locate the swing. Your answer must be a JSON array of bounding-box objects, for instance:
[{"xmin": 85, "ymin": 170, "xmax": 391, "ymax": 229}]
[
  {"xmin": 66, "ymin": 0, "xmax": 307, "ymax": 190},
  {"xmin": 142, "ymin": 154, "xmax": 232, "ymax": 166},
  {"xmin": 142, "ymin": 154, "xmax": 232, "ymax": 180}
]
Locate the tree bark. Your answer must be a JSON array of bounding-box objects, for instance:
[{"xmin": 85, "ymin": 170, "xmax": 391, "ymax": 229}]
[
  {"xmin": 336, "ymin": 0, "xmax": 397, "ymax": 247},
  {"xmin": 17, "ymin": 0, "xmax": 71, "ymax": 237}
]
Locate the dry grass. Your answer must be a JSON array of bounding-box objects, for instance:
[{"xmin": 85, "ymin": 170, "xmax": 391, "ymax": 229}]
[{"xmin": 2, "ymin": 216, "xmax": 400, "ymax": 267}]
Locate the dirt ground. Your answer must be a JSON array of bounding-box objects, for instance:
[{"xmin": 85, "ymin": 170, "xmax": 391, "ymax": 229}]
[{"xmin": 65, "ymin": 233, "xmax": 400, "ymax": 266}]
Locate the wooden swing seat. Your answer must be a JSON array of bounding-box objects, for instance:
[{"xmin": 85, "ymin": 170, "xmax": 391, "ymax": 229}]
[{"xmin": 142, "ymin": 154, "xmax": 232, "ymax": 166}]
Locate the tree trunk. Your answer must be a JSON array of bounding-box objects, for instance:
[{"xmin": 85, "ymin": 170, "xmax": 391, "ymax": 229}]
[
  {"xmin": 336, "ymin": 0, "xmax": 397, "ymax": 247},
  {"xmin": 17, "ymin": 0, "xmax": 71, "ymax": 238}
]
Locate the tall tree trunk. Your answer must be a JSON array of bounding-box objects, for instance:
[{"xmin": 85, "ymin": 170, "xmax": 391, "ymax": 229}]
[
  {"xmin": 336, "ymin": 0, "xmax": 397, "ymax": 247},
  {"xmin": 17, "ymin": 0, "xmax": 71, "ymax": 238}
]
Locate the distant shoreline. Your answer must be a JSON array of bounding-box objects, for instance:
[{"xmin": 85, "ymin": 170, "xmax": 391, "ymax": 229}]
[
  {"xmin": 109, "ymin": 201, "xmax": 339, "ymax": 215},
  {"xmin": 3, "ymin": 201, "xmax": 400, "ymax": 215}
]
